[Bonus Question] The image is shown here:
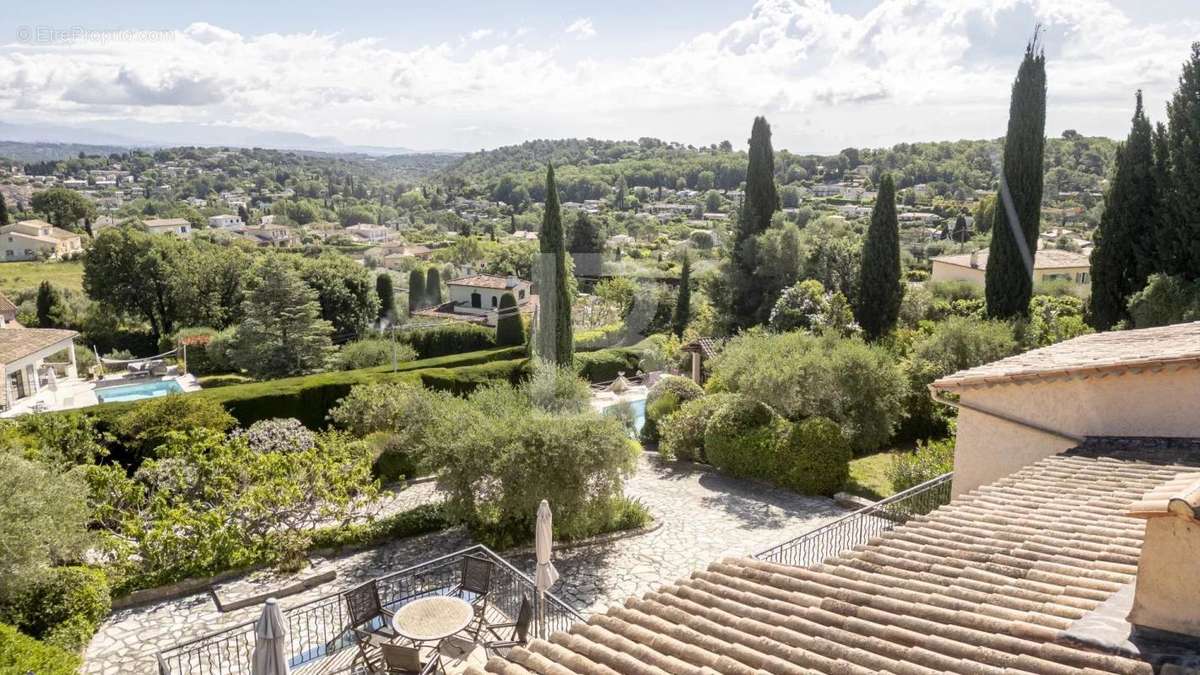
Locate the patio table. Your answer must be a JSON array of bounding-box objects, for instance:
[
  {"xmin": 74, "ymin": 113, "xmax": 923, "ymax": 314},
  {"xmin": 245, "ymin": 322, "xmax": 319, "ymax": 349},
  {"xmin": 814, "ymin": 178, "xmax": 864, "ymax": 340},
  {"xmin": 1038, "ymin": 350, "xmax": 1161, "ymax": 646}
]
[{"xmin": 390, "ymin": 596, "xmax": 475, "ymax": 644}]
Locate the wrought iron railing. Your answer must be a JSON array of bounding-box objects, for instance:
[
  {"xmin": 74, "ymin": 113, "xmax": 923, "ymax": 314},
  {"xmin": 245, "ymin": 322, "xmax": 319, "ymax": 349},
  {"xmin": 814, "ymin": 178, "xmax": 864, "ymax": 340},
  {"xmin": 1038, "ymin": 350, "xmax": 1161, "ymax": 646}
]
[
  {"xmin": 156, "ymin": 545, "xmax": 584, "ymax": 675},
  {"xmin": 755, "ymin": 472, "xmax": 953, "ymax": 568}
]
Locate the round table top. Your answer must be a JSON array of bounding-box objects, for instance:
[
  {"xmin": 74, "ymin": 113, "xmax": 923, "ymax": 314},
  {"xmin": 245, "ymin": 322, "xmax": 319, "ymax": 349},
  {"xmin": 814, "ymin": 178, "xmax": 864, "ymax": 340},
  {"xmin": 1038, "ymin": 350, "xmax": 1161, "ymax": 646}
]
[{"xmin": 391, "ymin": 596, "xmax": 474, "ymax": 642}]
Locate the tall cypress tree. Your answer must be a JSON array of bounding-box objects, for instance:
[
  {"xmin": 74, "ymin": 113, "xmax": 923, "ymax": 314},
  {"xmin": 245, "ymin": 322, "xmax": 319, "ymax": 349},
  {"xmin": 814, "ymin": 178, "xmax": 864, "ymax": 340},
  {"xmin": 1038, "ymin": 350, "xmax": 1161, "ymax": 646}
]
[
  {"xmin": 407, "ymin": 269, "xmax": 425, "ymax": 314},
  {"xmin": 855, "ymin": 174, "xmax": 902, "ymax": 340},
  {"xmin": 1151, "ymin": 122, "xmax": 1175, "ymax": 274},
  {"xmin": 495, "ymin": 291, "xmax": 525, "ymax": 346},
  {"xmin": 725, "ymin": 116, "xmax": 779, "ymax": 329},
  {"xmin": 535, "ymin": 164, "xmax": 574, "ymax": 366},
  {"xmin": 672, "ymin": 252, "xmax": 691, "ymax": 338},
  {"xmin": 0, "ymin": 192, "xmax": 8, "ymax": 226},
  {"xmin": 376, "ymin": 273, "xmax": 395, "ymax": 320},
  {"xmin": 1090, "ymin": 91, "xmax": 1159, "ymax": 330},
  {"xmin": 425, "ymin": 267, "xmax": 442, "ymax": 306},
  {"xmin": 985, "ymin": 34, "xmax": 1046, "ymax": 319},
  {"xmin": 1164, "ymin": 42, "xmax": 1200, "ymax": 280}
]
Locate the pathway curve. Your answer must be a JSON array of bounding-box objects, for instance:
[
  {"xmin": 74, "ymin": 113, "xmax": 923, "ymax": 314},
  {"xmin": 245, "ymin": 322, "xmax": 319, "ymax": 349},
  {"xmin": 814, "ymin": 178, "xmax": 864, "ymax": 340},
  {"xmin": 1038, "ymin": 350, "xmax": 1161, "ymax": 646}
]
[{"xmin": 83, "ymin": 455, "xmax": 847, "ymax": 674}]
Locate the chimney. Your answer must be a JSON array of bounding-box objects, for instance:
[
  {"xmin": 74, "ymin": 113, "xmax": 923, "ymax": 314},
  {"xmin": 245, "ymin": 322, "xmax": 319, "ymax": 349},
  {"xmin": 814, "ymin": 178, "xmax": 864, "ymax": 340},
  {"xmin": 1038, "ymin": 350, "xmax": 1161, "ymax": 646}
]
[{"xmin": 1126, "ymin": 474, "xmax": 1200, "ymax": 638}]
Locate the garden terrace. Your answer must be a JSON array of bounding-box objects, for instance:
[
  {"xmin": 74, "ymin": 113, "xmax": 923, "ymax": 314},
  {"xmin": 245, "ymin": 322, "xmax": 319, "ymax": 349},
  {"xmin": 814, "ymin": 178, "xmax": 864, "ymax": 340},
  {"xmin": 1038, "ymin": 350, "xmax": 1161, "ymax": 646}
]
[{"xmin": 156, "ymin": 545, "xmax": 582, "ymax": 675}]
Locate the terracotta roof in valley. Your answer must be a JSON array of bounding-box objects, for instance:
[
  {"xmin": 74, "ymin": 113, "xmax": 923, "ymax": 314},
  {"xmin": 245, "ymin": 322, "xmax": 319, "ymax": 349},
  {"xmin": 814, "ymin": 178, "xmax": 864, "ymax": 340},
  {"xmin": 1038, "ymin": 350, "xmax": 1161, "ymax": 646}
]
[
  {"xmin": 0, "ymin": 328, "xmax": 77, "ymax": 364},
  {"xmin": 933, "ymin": 248, "xmax": 1090, "ymax": 270},
  {"xmin": 448, "ymin": 274, "xmax": 524, "ymax": 290},
  {"xmin": 933, "ymin": 322, "xmax": 1200, "ymax": 390},
  {"xmin": 475, "ymin": 440, "xmax": 1200, "ymax": 675}
]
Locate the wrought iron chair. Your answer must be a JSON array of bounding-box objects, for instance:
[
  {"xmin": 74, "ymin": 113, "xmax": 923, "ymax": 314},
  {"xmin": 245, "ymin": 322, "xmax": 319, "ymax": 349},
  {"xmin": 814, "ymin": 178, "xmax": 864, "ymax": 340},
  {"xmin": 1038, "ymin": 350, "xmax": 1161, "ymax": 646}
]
[
  {"xmin": 344, "ymin": 579, "xmax": 397, "ymax": 644},
  {"xmin": 356, "ymin": 640, "xmax": 440, "ymax": 675},
  {"xmin": 449, "ymin": 555, "xmax": 494, "ymax": 638},
  {"xmin": 483, "ymin": 593, "xmax": 533, "ymax": 657}
]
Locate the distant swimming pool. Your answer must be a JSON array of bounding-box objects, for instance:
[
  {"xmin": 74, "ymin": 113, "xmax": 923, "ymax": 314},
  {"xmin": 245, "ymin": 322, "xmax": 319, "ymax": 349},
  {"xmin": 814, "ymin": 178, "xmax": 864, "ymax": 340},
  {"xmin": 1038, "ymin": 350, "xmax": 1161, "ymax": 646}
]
[
  {"xmin": 602, "ymin": 397, "xmax": 646, "ymax": 435},
  {"xmin": 96, "ymin": 380, "xmax": 183, "ymax": 403}
]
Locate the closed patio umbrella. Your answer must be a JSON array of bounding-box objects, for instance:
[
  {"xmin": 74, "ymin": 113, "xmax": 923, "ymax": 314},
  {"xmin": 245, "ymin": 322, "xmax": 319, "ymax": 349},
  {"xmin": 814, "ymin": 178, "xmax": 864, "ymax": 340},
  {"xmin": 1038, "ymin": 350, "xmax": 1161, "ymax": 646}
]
[
  {"xmin": 534, "ymin": 500, "xmax": 559, "ymax": 638},
  {"xmin": 252, "ymin": 598, "xmax": 290, "ymax": 675}
]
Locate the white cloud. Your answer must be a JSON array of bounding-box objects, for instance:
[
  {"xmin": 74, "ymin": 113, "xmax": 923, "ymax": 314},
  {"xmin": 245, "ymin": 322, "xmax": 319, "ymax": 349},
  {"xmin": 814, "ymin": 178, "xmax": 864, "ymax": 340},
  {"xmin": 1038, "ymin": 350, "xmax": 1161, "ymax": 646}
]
[
  {"xmin": 0, "ymin": 0, "xmax": 1194, "ymax": 151},
  {"xmin": 564, "ymin": 18, "xmax": 596, "ymax": 40}
]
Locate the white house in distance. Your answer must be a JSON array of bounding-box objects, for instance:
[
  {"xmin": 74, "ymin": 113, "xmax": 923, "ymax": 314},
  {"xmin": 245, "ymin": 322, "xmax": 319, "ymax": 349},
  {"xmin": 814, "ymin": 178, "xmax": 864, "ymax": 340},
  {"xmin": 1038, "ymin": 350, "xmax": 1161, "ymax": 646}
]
[
  {"xmin": 207, "ymin": 214, "xmax": 244, "ymax": 230},
  {"xmin": 930, "ymin": 248, "xmax": 1091, "ymax": 293},
  {"xmin": 1, "ymin": 219, "xmax": 83, "ymax": 261},
  {"xmin": 414, "ymin": 274, "xmax": 535, "ymax": 327},
  {"xmin": 143, "ymin": 218, "xmax": 193, "ymax": 239},
  {"xmin": 345, "ymin": 224, "xmax": 391, "ymax": 243}
]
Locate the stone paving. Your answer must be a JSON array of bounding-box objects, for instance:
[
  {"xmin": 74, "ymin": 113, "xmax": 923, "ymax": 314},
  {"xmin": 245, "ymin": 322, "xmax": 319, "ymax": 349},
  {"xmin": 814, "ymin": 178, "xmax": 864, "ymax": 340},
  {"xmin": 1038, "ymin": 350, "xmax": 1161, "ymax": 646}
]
[{"xmin": 83, "ymin": 455, "xmax": 847, "ymax": 674}]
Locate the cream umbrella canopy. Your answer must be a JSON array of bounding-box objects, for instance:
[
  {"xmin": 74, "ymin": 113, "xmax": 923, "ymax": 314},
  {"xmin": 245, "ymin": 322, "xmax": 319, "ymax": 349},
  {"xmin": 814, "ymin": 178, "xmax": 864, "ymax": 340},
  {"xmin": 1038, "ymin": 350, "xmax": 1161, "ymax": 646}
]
[
  {"xmin": 252, "ymin": 598, "xmax": 290, "ymax": 675},
  {"xmin": 534, "ymin": 500, "xmax": 559, "ymax": 638}
]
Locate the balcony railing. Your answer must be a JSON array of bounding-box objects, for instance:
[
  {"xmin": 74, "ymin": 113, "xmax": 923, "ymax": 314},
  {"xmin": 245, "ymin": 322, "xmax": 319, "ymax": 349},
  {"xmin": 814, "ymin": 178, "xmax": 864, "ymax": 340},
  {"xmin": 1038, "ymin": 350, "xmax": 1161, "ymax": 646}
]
[
  {"xmin": 156, "ymin": 545, "xmax": 585, "ymax": 675},
  {"xmin": 755, "ymin": 472, "xmax": 953, "ymax": 568}
]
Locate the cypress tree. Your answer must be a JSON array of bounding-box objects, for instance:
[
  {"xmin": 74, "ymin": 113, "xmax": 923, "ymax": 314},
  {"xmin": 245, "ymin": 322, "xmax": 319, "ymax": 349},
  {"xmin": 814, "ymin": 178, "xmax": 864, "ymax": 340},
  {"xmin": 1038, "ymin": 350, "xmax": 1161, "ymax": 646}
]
[
  {"xmin": 0, "ymin": 192, "xmax": 8, "ymax": 226},
  {"xmin": 1151, "ymin": 122, "xmax": 1175, "ymax": 274},
  {"xmin": 615, "ymin": 174, "xmax": 628, "ymax": 211},
  {"xmin": 495, "ymin": 291, "xmax": 525, "ymax": 346},
  {"xmin": 407, "ymin": 269, "xmax": 425, "ymax": 314},
  {"xmin": 35, "ymin": 281, "xmax": 61, "ymax": 328},
  {"xmin": 425, "ymin": 267, "xmax": 442, "ymax": 306},
  {"xmin": 376, "ymin": 273, "xmax": 395, "ymax": 320},
  {"xmin": 952, "ymin": 213, "xmax": 971, "ymax": 243},
  {"xmin": 1090, "ymin": 91, "xmax": 1159, "ymax": 330},
  {"xmin": 1164, "ymin": 42, "xmax": 1200, "ymax": 280},
  {"xmin": 672, "ymin": 252, "xmax": 691, "ymax": 338},
  {"xmin": 985, "ymin": 33, "xmax": 1047, "ymax": 319},
  {"xmin": 535, "ymin": 164, "xmax": 574, "ymax": 366},
  {"xmin": 726, "ymin": 116, "xmax": 779, "ymax": 329},
  {"xmin": 855, "ymin": 174, "xmax": 902, "ymax": 340}
]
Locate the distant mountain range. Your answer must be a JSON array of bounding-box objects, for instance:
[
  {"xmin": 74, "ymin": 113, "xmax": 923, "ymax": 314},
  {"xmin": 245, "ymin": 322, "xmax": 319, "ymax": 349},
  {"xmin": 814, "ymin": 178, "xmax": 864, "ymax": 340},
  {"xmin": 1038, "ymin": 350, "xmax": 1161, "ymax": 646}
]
[{"xmin": 0, "ymin": 120, "xmax": 428, "ymax": 157}]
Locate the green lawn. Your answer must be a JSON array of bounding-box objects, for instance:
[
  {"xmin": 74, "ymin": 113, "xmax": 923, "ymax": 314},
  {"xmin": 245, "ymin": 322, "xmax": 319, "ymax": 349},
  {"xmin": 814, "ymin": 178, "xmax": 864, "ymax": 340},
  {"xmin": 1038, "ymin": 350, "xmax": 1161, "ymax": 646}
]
[
  {"xmin": 0, "ymin": 260, "xmax": 85, "ymax": 296},
  {"xmin": 845, "ymin": 445, "xmax": 913, "ymax": 501}
]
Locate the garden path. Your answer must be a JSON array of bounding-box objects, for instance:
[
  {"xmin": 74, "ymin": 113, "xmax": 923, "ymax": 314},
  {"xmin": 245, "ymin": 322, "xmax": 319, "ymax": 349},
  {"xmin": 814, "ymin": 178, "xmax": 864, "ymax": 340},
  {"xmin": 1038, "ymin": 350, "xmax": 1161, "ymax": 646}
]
[{"xmin": 83, "ymin": 455, "xmax": 847, "ymax": 674}]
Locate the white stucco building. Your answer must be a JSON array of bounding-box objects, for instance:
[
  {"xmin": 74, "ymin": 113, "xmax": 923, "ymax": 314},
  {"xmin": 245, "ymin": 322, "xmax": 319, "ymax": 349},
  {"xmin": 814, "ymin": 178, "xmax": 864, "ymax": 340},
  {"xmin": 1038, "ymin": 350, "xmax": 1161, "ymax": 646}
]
[
  {"xmin": 208, "ymin": 214, "xmax": 244, "ymax": 229},
  {"xmin": 0, "ymin": 328, "xmax": 79, "ymax": 414}
]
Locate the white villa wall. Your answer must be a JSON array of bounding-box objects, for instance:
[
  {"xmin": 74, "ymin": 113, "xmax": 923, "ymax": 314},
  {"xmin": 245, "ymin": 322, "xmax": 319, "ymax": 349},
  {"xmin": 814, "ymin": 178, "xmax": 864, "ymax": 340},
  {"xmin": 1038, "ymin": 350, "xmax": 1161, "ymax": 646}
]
[{"xmin": 951, "ymin": 366, "xmax": 1200, "ymax": 495}]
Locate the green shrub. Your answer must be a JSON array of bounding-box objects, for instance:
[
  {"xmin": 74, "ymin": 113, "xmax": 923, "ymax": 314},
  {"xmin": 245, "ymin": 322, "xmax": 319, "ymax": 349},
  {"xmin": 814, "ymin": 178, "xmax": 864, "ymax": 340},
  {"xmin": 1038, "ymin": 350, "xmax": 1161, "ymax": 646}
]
[
  {"xmin": 1127, "ymin": 273, "xmax": 1200, "ymax": 328},
  {"xmin": 575, "ymin": 348, "xmax": 640, "ymax": 382},
  {"xmin": 309, "ymin": 503, "xmax": 450, "ymax": 552},
  {"xmin": 639, "ymin": 374, "xmax": 704, "ymax": 443},
  {"xmin": 496, "ymin": 293, "xmax": 526, "ymax": 347},
  {"xmin": 432, "ymin": 412, "xmax": 639, "ymax": 549},
  {"xmin": 7, "ymin": 566, "xmax": 110, "ymax": 652},
  {"xmin": 173, "ymin": 327, "xmax": 227, "ymax": 375},
  {"xmin": 198, "ymin": 374, "xmax": 253, "ymax": 388},
  {"xmin": 399, "ymin": 323, "xmax": 496, "ymax": 358},
  {"xmin": 779, "ymin": 417, "xmax": 851, "ymax": 496},
  {"xmin": 113, "ymin": 394, "xmax": 236, "ymax": 458},
  {"xmin": 336, "ymin": 339, "xmax": 417, "ymax": 370},
  {"xmin": 522, "ymin": 362, "xmax": 592, "ymax": 414},
  {"xmin": 0, "ymin": 623, "xmax": 80, "ymax": 675},
  {"xmin": 658, "ymin": 393, "xmax": 737, "ymax": 462},
  {"xmin": 574, "ymin": 322, "xmax": 626, "ymax": 350},
  {"xmin": 703, "ymin": 396, "xmax": 784, "ymax": 479},
  {"xmin": 888, "ymin": 437, "xmax": 955, "ymax": 493},
  {"xmin": 330, "ymin": 383, "xmax": 467, "ymax": 476},
  {"xmin": 708, "ymin": 331, "xmax": 906, "ymax": 453}
]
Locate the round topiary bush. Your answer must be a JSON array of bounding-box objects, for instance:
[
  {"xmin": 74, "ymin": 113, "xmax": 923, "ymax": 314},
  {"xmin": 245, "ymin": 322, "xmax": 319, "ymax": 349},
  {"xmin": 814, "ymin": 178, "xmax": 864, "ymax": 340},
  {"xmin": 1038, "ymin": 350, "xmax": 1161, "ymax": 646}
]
[
  {"xmin": 703, "ymin": 395, "xmax": 783, "ymax": 479},
  {"xmin": 778, "ymin": 416, "xmax": 852, "ymax": 496},
  {"xmin": 640, "ymin": 375, "xmax": 706, "ymax": 444},
  {"xmin": 658, "ymin": 393, "xmax": 738, "ymax": 462}
]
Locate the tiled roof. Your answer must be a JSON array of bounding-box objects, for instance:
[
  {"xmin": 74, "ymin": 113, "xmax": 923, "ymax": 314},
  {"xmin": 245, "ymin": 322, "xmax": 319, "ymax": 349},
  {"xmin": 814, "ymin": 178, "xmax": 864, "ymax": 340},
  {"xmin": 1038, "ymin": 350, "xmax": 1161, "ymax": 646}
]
[
  {"xmin": 681, "ymin": 337, "xmax": 720, "ymax": 359},
  {"xmin": 933, "ymin": 322, "xmax": 1200, "ymax": 390},
  {"xmin": 0, "ymin": 293, "xmax": 16, "ymax": 314},
  {"xmin": 933, "ymin": 248, "xmax": 1090, "ymax": 270},
  {"xmin": 143, "ymin": 218, "xmax": 190, "ymax": 227},
  {"xmin": 448, "ymin": 274, "xmax": 524, "ymax": 290},
  {"xmin": 1127, "ymin": 472, "xmax": 1200, "ymax": 520},
  {"xmin": 0, "ymin": 328, "xmax": 77, "ymax": 364},
  {"xmin": 477, "ymin": 440, "xmax": 1200, "ymax": 675}
]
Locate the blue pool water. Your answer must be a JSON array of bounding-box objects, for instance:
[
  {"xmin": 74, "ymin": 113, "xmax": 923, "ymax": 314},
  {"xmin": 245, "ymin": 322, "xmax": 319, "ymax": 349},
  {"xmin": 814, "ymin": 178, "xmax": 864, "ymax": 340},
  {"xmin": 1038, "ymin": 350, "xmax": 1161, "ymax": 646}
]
[
  {"xmin": 96, "ymin": 379, "xmax": 184, "ymax": 403},
  {"xmin": 602, "ymin": 397, "xmax": 647, "ymax": 435}
]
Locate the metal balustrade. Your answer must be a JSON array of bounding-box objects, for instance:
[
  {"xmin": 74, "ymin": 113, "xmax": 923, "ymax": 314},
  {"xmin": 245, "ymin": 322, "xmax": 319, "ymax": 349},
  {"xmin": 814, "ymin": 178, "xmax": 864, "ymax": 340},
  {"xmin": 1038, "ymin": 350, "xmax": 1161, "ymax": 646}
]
[
  {"xmin": 156, "ymin": 545, "xmax": 584, "ymax": 675},
  {"xmin": 755, "ymin": 472, "xmax": 953, "ymax": 568}
]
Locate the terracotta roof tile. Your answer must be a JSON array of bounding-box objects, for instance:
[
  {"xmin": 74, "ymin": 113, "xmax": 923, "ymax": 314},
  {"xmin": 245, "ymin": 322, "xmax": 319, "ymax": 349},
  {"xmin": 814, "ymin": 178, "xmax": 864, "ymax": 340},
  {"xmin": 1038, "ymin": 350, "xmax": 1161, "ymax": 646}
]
[
  {"xmin": 932, "ymin": 322, "xmax": 1200, "ymax": 390},
  {"xmin": 486, "ymin": 441, "xmax": 1200, "ymax": 674}
]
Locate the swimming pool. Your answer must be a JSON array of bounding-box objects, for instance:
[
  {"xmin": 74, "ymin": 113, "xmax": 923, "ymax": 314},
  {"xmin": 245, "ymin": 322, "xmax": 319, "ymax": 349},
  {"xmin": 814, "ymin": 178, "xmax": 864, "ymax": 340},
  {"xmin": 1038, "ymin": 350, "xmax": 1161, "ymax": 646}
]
[
  {"xmin": 602, "ymin": 397, "xmax": 647, "ymax": 436},
  {"xmin": 96, "ymin": 379, "xmax": 184, "ymax": 403}
]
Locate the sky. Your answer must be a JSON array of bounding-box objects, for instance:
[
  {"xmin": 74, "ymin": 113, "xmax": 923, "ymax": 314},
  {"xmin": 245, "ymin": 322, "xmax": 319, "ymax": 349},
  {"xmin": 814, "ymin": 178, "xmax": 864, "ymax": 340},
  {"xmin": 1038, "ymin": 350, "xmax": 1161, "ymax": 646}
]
[{"xmin": 0, "ymin": 0, "xmax": 1197, "ymax": 153}]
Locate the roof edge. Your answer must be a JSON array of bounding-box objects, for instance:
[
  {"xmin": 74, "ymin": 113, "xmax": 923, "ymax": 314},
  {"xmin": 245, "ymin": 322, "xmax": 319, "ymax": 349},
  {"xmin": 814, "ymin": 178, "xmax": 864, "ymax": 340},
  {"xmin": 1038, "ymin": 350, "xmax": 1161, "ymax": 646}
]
[{"xmin": 931, "ymin": 353, "xmax": 1200, "ymax": 391}]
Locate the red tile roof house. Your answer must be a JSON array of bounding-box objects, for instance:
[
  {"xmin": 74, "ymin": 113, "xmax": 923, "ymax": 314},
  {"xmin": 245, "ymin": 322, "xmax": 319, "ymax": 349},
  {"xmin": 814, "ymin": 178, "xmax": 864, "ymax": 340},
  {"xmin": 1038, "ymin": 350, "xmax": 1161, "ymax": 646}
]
[
  {"xmin": 414, "ymin": 274, "xmax": 537, "ymax": 327},
  {"xmin": 469, "ymin": 323, "xmax": 1200, "ymax": 674}
]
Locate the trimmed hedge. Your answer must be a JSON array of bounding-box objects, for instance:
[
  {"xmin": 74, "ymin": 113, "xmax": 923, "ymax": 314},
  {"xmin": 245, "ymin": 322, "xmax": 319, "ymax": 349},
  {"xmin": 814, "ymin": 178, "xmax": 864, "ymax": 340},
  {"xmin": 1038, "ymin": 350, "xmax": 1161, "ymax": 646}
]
[
  {"xmin": 779, "ymin": 417, "xmax": 852, "ymax": 496},
  {"xmin": 399, "ymin": 323, "xmax": 496, "ymax": 358},
  {"xmin": 658, "ymin": 393, "xmax": 738, "ymax": 462},
  {"xmin": 309, "ymin": 503, "xmax": 450, "ymax": 552},
  {"xmin": 639, "ymin": 375, "xmax": 705, "ymax": 444},
  {"xmin": 73, "ymin": 346, "xmax": 642, "ymax": 432},
  {"xmin": 703, "ymin": 396, "xmax": 784, "ymax": 479},
  {"xmin": 0, "ymin": 624, "xmax": 80, "ymax": 675}
]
